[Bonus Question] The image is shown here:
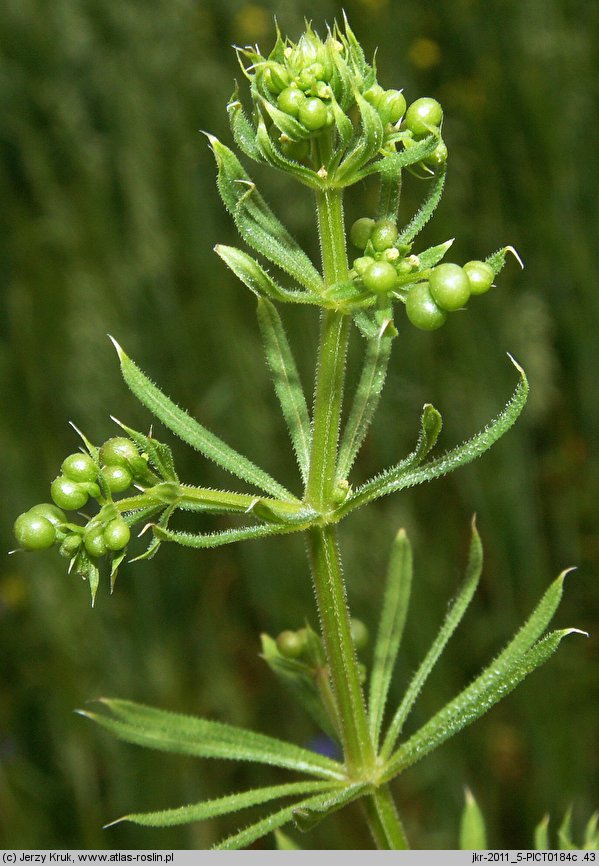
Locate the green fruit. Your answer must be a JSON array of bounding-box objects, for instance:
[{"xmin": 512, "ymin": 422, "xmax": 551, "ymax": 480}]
[
  {"xmin": 353, "ymin": 256, "xmax": 374, "ymax": 275},
  {"xmin": 61, "ymin": 453, "xmax": 98, "ymax": 483},
  {"xmin": 29, "ymin": 503, "xmax": 67, "ymax": 527},
  {"xmin": 80, "ymin": 481, "xmax": 102, "ymax": 499},
  {"xmin": 378, "ymin": 89, "xmax": 406, "ymax": 124},
  {"xmin": 98, "ymin": 438, "xmax": 140, "ymax": 469},
  {"xmin": 263, "ymin": 63, "xmax": 291, "ymax": 94},
  {"xmin": 405, "ymin": 97, "xmax": 443, "ymax": 136},
  {"xmin": 84, "ymin": 526, "xmax": 107, "ymax": 558},
  {"xmin": 424, "ymin": 140, "xmax": 448, "ymax": 168},
  {"xmin": 50, "ymin": 476, "xmax": 89, "ymax": 510},
  {"xmin": 14, "ymin": 512, "xmax": 57, "ymax": 551},
  {"xmin": 350, "ymin": 218, "xmax": 375, "ymax": 250},
  {"xmin": 59, "ymin": 534, "xmax": 82, "ymax": 558},
  {"xmin": 277, "ymin": 87, "xmax": 306, "ymax": 117},
  {"xmin": 103, "ymin": 519, "xmax": 131, "ymax": 552},
  {"xmin": 429, "ymin": 263, "xmax": 471, "ymax": 311},
  {"xmin": 279, "ymin": 137, "xmax": 310, "ymax": 161},
  {"xmin": 371, "ymin": 219, "xmax": 399, "ymax": 252},
  {"xmin": 405, "ymin": 283, "xmax": 447, "ymax": 330},
  {"xmin": 276, "ymin": 629, "xmax": 307, "ymax": 659},
  {"xmin": 102, "ymin": 464, "xmax": 133, "ymax": 494},
  {"xmin": 464, "ymin": 260, "xmax": 495, "ymax": 295},
  {"xmin": 298, "ymin": 97, "xmax": 328, "ymax": 130},
  {"xmin": 362, "ymin": 261, "xmax": 397, "ymax": 294},
  {"xmin": 350, "ymin": 618, "xmax": 369, "ymax": 651},
  {"xmin": 363, "ymin": 84, "xmax": 384, "ymax": 106}
]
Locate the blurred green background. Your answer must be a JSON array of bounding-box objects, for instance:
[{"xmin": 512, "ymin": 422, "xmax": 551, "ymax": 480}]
[{"xmin": 1, "ymin": 0, "xmax": 597, "ymax": 850}]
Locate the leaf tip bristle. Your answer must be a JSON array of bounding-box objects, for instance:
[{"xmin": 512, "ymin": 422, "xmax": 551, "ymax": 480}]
[
  {"xmin": 505, "ymin": 245, "xmax": 525, "ymax": 269},
  {"xmin": 506, "ymin": 352, "xmax": 526, "ymax": 379},
  {"xmin": 103, "ymin": 817, "xmax": 127, "ymax": 830},
  {"xmin": 107, "ymin": 334, "xmax": 126, "ymax": 362}
]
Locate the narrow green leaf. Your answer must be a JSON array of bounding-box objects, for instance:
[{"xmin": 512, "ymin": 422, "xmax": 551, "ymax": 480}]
[
  {"xmin": 397, "ymin": 166, "xmax": 446, "ymax": 244},
  {"xmin": 109, "ymin": 549, "xmax": 127, "ymax": 592},
  {"xmin": 128, "ymin": 503, "xmax": 175, "ymax": 563},
  {"xmin": 87, "ymin": 560, "xmax": 100, "ymax": 607},
  {"xmin": 260, "ymin": 97, "xmax": 312, "ymax": 143},
  {"xmin": 208, "ymin": 136, "xmax": 323, "ymax": 292},
  {"xmin": 534, "ymin": 815, "xmax": 550, "ymax": 850},
  {"xmin": 357, "ymin": 133, "xmax": 439, "ymax": 181},
  {"xmin": 416, "ymin": 238, "xmax": 455, "ymax": 270},
  {"xmin": 490, "ymin": 568, "xmax": 572, "ymax": 674},
  {"xmin": 338, "ymin": 360, "xmax": 527, "ymax": 517},
  {"xmin": 336, "ymin": 320, "xmax": 394, "ymax": 482},
  {"xmin": 459, "ymin": 788, "xmax": 488, "ymax": 850},
  {"xmin": 381, "ymin": 521, "xmax": 482, "ymax": 757},
  {"xmin": 226, "ymin": 95, "xmax": 262, "ymax": 163},
  {"xmin": 257, "ymin": 298, "xmax": 312, "ymax": 485},
  {"xmin": 214, "ymin": 786, "xmax": 362, "ymax": 850},
  {"xmin": 368, "ymin": 529, "xmax": 413, "ymax": 747},
  {"xmin": 255, "ymin": 115, "xmax": 322, "ymax": 189},
  {"xmin": 215, "ymin": 244, "xmax": 319, "ymax": 305},
  {"xmin": 329, "ymin": 94, "xmax": 354, "ymax": 153},
  {"xmin": 111, "ymin": 338, "xmax": 295, "ymax": 501},
  {"xmin": 153, "ymin": 521, "xmax": 305, "ymax": 549},
  {"xmin": 377, "ymin": 165, "xmax": 402, "ymax": 223},
  {"xmin": 485, "ymin": 245, "xmax": 524, "ymax": 277},
  {"xmin": 386, "ymin": 629, "xmax": 583, "ymax": 780},
  {"xmin": 110, "ymin": 780, "xmax": 337, "ymax": 828},
  {"xmin": 80, "ymin": 698, "xmax": 345, "ymax": 780},
  {"xmin": 334, "ymin": 91, "xmax": 384, "ymax": 185}
]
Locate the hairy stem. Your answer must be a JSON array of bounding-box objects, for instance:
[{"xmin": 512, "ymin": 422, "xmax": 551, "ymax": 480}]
[
  {"xmin": 307, "ymin": 525, "xmax": 374, "ymax": 774},
  {"xmin": 304, "ymin": 161, "xmax": 374, "ymax": 776},
  {"xmin": 362, "ymin": 786, "xmax": 410, "ymax": 849}
]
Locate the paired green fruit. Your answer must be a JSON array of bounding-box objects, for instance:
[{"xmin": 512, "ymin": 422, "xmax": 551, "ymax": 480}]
[
  {"xmin": 14, "ymin": 511, "xmax": 59, "ymax": 551},
  {"xmin": 406, "ymin": 284, "xmax": 448, "ymax": 331},
  {"xmin": 405, "ymin": 97, "xmax": 443, "ymax": 136},
  {"xmin": 429, "ymin": 263, "xmax": 471, "ymax": 311}
]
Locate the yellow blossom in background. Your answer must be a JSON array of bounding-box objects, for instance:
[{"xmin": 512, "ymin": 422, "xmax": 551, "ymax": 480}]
[
  {"xmin": 233, "ymin": 4, "xmax": 270, "ymax": 41},
  {"xmin": 408, "ymin": 36, "xmax": 441, "ymax": 69}
]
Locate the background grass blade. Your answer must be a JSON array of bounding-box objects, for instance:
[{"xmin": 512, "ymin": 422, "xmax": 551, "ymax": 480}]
[
  {"xmin": 367, "ymin": 529, "xmax": 413, "ymax": 747},
  {"xmin": 459, "ymin": 788, "xmax": 488, "ymax": 850}
]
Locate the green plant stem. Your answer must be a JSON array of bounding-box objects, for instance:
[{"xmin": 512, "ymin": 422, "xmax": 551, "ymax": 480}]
[
  {"xmin": 303, "ymin": 152, "xmax": 408, "ymax": 848},
  {"xmin": 305, "ymin": 309, "xmax": 351, "ymax": 509},
  {"xmin": 307, "ymin": 525, "xmax": 374, "ymax": 775},
  {"xmin": 362, "ymin": 786, "xmax": 409, "ymax": 849}
]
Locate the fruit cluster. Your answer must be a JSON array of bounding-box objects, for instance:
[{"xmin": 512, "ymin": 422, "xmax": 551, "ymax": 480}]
[
  {"xmin": 348, "ymin": 216, "xmax": 495, "ymax": 331},
  {"xmin": 276, "ymin": 617, "xmax": 369, "ymax": 660},
  {"xmin": 13, "ymin": 437, "xmax": 149, "ymax": 559}
]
